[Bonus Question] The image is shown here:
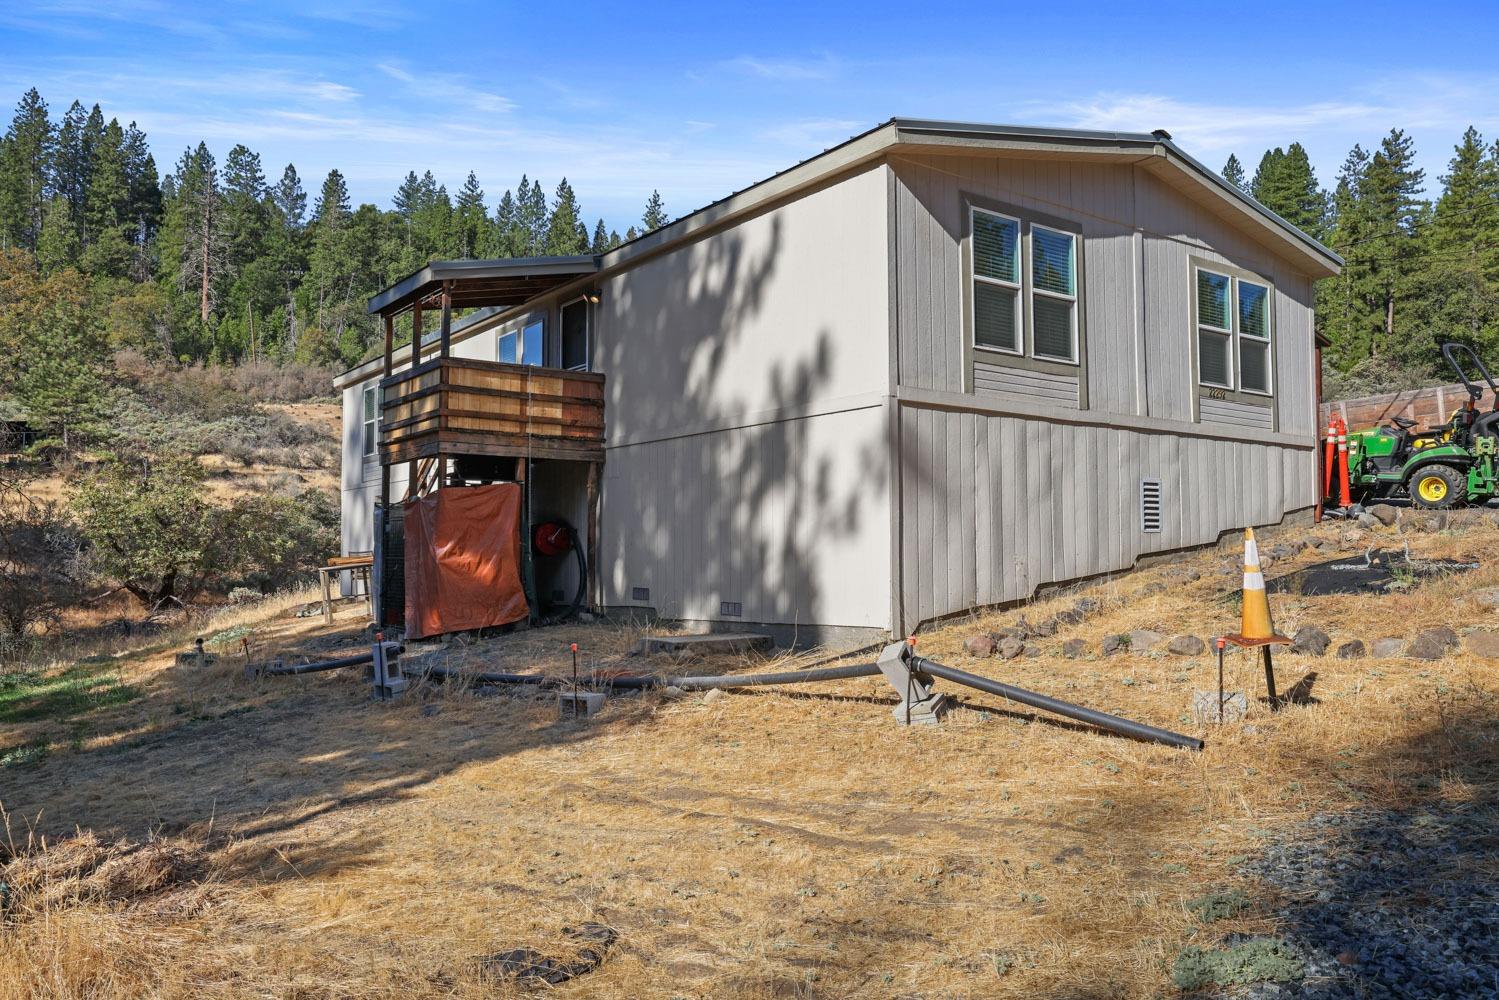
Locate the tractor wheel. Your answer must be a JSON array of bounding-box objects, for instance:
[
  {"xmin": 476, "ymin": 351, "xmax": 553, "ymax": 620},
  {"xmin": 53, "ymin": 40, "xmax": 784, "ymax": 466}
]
[{"xmin": 1410, "ymin": 465, "xmax": 1468, "ymax": 509}]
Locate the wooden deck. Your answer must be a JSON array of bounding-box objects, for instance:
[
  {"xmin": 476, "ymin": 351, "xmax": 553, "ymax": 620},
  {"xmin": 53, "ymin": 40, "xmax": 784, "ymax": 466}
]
[{"xmin": 378, "ymin": 356, "xmax": 605, "ymax": 465}]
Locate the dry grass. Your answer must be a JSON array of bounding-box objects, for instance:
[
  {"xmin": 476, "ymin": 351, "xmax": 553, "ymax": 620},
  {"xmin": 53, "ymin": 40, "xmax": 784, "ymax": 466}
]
[{"xmin": 3, "ymin": 513, "xmax": 1498, "ymax": 998}]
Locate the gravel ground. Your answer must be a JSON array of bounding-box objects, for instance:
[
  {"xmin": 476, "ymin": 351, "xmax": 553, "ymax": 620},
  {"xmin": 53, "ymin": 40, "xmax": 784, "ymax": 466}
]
[{"xmin": 1237, "ymin": 805, "xmax": 1499, "ymax": 999}]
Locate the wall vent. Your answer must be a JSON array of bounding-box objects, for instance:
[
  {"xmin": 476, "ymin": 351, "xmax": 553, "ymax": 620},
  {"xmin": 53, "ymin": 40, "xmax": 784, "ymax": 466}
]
[
  {"xmin": 1140, "ymin": 479, "xmax": 1163, "ymax": 533},
  {"xmin": 631, "ymin": 586, "xmax": 650, "ymax": 602},
  {"xmin": 720, "ymin": 601, "xmax": 743, "ymax": 617}
]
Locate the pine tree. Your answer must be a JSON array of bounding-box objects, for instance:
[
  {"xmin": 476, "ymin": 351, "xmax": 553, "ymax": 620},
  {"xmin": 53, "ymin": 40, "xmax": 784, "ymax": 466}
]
[
  {"xmin": 80, "ymin": 118, "xmax": 133, "ymax": 277},
  {"xmin": 272, "ymin": 164, "xmax": 306, "ymax": 229},
  {"xmin": 314, "ymin": 168, "xmax": 351, "ymax": 227},
  {"xmin": 53, "ymin": 101, "xmax": 90, "ymax": 238},
  {"xmin": 1250, "ymin": 143, "xmax": 1327, "ymax": 238},
  {"xmin": 0, "ymin": 89, "xmax": 55, "ymax": 250},
  {"xmin": 608, "ymin": 228, "xmax": 621, "ymax": 249},
  {"xmin": 454, "ymin": 171, "xmax": 488, "ymax": 258},
  {"xmin": 222, "ymin": 144, "xmax": 270, "ymax": 275},
  {"xmin": 642, "ymin": 189, "xmax": 668, "ymax": 231},
  {"xmin": 122, "ymin": 122, "xmax": 161, "ymax": 265},
  {"xmin": 625, "ymin": 225, "xmax": 639, "ymax": 242},
  {"xmin": 1363, "ymin": 129, "xmax": 1427, "ymax": 357},
  {"xmin": 545, "ymin": 178, "xmax": 587, "ymax": 255},
  {"xmin": 489, "ymin": 188, "xmax": 519, "ymax": 257},
  {"xmin": 590, "ymin": 217, "xmax": 609, "ymax": 254},
  {"xmin": 1320, "ymin": 144, "xmax": 1376, "ymax": 364},
  {"xmin": 166, "ymin": 143, "xmax": 227, "ymax": 327},
  {"xmin": 392, "ymin": 170, "xmax": 421, "ymax": 249},
  {"xmin": 35, "ymin": 195, "xmax": 78, "ymax": 271},
  {"xmin": 1416, "ymin": 127, "xmax": 1499, "ymax": 348},
  {"xmin": 1221, "ymin": 154, "xmax": 1246, "ymax": 190},
  {"xmin": 516, "ymin": 175, "xmax": 547, "ymax": 256}
]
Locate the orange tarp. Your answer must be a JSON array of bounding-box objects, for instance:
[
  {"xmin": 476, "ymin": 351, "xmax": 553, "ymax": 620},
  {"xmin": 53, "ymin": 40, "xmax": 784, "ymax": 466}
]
[{"xmin": 403, "ymin": 484, "xmax": 529, "ymax": 639}]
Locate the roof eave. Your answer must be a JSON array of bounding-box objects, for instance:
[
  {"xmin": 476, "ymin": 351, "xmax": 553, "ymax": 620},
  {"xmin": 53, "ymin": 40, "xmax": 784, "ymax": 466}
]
[{"xmin": 366, "ymin": 255, "xmax": 600, "ymax": 315}]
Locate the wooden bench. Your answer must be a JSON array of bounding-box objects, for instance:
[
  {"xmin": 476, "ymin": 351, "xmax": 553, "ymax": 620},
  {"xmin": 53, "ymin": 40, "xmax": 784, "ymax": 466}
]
[{"xmin": 319, "ymin": 553, "xmax": 374, "ymax": 625}]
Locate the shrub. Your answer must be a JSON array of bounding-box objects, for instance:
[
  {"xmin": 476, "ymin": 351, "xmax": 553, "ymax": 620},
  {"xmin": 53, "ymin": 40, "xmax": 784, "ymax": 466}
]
[
  {"xmin": 0, "ymin": 479, "xmax": 86, "ymax": 657},
  {"xmin": 1171, "ymin": 938, "xmax": 1304, "ymax": 991}
]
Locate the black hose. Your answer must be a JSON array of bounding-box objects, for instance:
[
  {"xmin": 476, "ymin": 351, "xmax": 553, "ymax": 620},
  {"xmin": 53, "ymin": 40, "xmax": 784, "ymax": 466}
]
[
  {"xmin": 912, "ymin": 656, "xmax": 1203, "ymax": 751},
  {"xmin": 536, "ymin": 523, "xmax": 588, "ymax": 627},
  {"xmin": 265, "ymin": 651, "xmax": 373, "ymax": 676}
]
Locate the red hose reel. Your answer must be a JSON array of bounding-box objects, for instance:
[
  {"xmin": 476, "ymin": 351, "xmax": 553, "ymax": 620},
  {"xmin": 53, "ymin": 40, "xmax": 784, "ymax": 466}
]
[{"xmin": 532, "ymin": 520, "xmax": 575, "ymax": 557}]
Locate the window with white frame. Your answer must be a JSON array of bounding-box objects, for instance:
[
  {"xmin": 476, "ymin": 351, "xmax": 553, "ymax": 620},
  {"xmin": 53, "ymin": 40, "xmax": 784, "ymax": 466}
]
[
  {"xmin": 970, "ymin": 206, "xmax": 1080, "ymax": 364},
  {"xmin": 1196, "ymin": 266, "xmax": 1272, "ymax": 395},
  {"xmin": 498, "ymin": 318, "xmax": 546, "ymax": 366},
  {"xmin": 361, "ymin": 384, "xmax": 377, "ymax": 458}
]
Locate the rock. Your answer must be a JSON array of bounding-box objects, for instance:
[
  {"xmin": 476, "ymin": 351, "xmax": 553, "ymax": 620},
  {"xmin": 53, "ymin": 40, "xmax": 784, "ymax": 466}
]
[
  {"xmin": 1062, "ymin": 638, "xmax": 1088, "ymax": 659},
  {"xmin": 702, "ymin": 688, "xmax": 725, "ymax": 705},
  {"xmin": 1127, "ymin": 629, "xmax": 1164, "ymax": 652},
  {"xmin": 1029, "ymin": 617, "xmax": 1058, "ymax": 637},
  {"xmin": 1356, "ymin": 512, "xmax": 1379, "ymax": 529},
  {"xmin": 420, "ymin": 703, "xmax": 442, "ymax": 717},
  {"xmin": 1257, "ymin": 555, "xmax": 1274, "ymax": 573},
  {"xmin": 997, "ymin": 636, "xmax": 1025, "ymax": 660},
  {"xmin": 1073, "ymin": 597, "xmax": 1101, "ymax": 616},
  {"xmin": 1182, "ymin": 569, "xmax": 1202, "ymax": 582},
  {"xmin": 661, "ymin": 685, "xmax": 687, "ymax": 700},
  {"xmin": 1140, "ymin": 582, "xmax": 1168, "ymax": 596},
  {"xmin": 1335, "ymin": 640, "xmax": 1366, "ymax": 659},
  {"xmin": 1167, "ymin": 635, "xmax": 1206, "ymax": 656},
  {"xmin": 1101, "ymin": 635, "xmax": 1126, "ymax": 656},
  {"xmin": 963, "ymin": 634, "xmax": 996, "ymax": 657},
  {"xmin": 1053, "ymin": 609, "xmax": 1083, "ymax": 626},
  {"xmin": 1191, "ymin": 689, "xmax": 1247, "ymax": 724},
  {"xmin": 1416, "ymin": 626, "xmax": 1460, "ymax": 651},
  {"xmin": 1405, "ymin": 634, "xmax": 1447, "ymax": 661},
  {"xmin": 1342, "ymin": 529, "xmax": 1364, "ymax": 544},
  {"xmin": 1289, "ymin": 626, "xmax": 1331, "ymax": 656},
  {"xmin": 1368, "ymin": 504, "xmax": 1398, "ymax": 526},
  {"xmin": 1370, "ymin": 637, "xmax": 1405, "ymax": 658},
  {"xmin": 1463, "ymin": 630, "xmax": 1499, "ymax": 658}
]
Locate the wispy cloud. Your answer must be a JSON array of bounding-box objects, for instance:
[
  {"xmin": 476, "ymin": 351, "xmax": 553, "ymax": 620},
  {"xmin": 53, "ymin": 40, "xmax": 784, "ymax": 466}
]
[
  {"xmin": 724, "ymin": 53, "xmax": 839, "ymax": 82},
  {"xmin": 376, "ymin": 62, "xmax": 515, "ymax": 114},
  {"xmin": 757, "ymin": 117, "xmax": 862, "ymax": 151}
]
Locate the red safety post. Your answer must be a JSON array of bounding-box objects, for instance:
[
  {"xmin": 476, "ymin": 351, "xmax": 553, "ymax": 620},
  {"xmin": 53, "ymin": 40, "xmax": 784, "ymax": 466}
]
[{"xmin": 1322, "ymin": 415, "xmax": 1337, "ymax": 502}]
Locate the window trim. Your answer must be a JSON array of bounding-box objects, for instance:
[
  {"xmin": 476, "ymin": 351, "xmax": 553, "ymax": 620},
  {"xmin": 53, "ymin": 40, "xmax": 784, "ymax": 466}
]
[
  {"xmin": 560, "ymin": 296, "xmax": 591, "ymax": 372},
  {"xmin": 969, "ymin": 206, "xmax": 1024, "ymax": 357},
  {"xmin": 960, "ymin": 194, "xmax": 1089, "ymax": 407},
  {"xmin": 496, "ymin": 314, "xmax": 546, "ymax": 367},
  {"xmin": 361, "ymin": 384, "xmax": 378, "ymax": 459},
  {"xmin": 1028, "ymin": 222, "xmax": 1079, "ymax": 364},
  {"xmin": 1188, "ymin": 256, "xmax": 1277, "ymax": 426}
]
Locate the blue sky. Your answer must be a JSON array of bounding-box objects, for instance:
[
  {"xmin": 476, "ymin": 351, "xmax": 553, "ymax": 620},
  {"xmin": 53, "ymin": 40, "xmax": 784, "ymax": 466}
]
[{"xmin": 2, "ymin": 0, "xmax": 1497, "ymax": 233}]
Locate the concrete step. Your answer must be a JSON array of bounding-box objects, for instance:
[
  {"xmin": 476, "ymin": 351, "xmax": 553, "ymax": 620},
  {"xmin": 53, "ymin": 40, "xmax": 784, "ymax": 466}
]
[{"xmin": 639, "ymin": 633, "xmax": 775, "ymax": 657}]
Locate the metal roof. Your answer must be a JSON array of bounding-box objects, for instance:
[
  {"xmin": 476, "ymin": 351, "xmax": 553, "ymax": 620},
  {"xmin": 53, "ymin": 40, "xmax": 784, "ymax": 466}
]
[
  {"xmin": 598, "ymin": 117, "xmax": 1342, "ymax": 273},
  {"xmin": 366, "ymin": 255, "xmax": 599, "ymax": 316}
]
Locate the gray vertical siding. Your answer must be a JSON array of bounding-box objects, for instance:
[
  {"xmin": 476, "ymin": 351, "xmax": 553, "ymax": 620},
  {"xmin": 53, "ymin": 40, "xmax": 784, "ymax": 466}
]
[
  {"xmin": 890, "ymin": 151, "xmax": 1322, "ymax": 632},
  {"xmin": 593, "ymin": 161, "xmax": 894, "ymax": 631},
  {"xmin": 898, "ymin": 406, "xmax": 1313, "ymax": 626}
]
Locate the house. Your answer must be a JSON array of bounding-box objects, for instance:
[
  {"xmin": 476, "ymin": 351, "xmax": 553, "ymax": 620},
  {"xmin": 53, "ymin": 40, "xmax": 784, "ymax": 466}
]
[{"xmin": 335, "ymin": 118, "xmax": 1341, "ymax": 647}]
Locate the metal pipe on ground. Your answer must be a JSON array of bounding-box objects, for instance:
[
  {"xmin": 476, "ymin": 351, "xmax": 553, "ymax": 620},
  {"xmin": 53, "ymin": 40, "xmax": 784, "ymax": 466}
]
[
  {"xmin": 911, "ymin": 656, "xmax": 1204, "ymax": 751},
  {"xmin": 421, "ymin": 661, "xmax": 881, "ymax": 690},
  {"xmin": 263, "ymin": 651, "xmax": 374, "ymax": 676}
]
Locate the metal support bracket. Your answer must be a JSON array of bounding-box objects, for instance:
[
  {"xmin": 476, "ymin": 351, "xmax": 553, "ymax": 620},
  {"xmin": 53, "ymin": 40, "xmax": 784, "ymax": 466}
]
[
  {"xmin": 371, "ymin": 639, "xmax": 408, "ymax": 701},
  {"xmin": 876, "ymin": 640, "xmax": 949, "ymax": 726}
]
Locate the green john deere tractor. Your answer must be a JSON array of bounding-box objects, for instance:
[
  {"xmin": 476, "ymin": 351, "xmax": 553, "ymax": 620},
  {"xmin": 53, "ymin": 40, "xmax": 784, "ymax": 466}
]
[{"xmin": 1342, "ymin": 343, "xmax": 1499, "ymax": 510}]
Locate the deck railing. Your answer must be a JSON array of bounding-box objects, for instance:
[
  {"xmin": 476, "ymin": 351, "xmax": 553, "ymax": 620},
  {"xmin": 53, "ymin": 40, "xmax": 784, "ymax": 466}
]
[{"xmin": 378, "ymin": 356, "xmax": 605, "ymax": 465}]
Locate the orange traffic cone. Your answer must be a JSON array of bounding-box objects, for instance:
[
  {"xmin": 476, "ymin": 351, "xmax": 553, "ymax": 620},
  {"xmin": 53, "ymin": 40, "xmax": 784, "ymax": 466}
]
[{"xmin": 1223, "ymin": 527, "xmax": 1290, "ymax": 648}]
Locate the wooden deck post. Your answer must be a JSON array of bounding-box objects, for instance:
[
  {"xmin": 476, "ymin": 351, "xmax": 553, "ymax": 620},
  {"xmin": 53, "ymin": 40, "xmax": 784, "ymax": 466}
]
[
  {"xmin": 411, "ymin": 303, "xmax": 423, "ymax": 371},
  {"xmin": 439, "ymin": 282, "xmax": 453, "ymax": 359},
  {"xmin": 381, "ymin": 313, "xmax": 394, "ymax": 510},
  {"xmin": 586, "ymin": 460, "xmax": 601, "ymax": 611}
]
